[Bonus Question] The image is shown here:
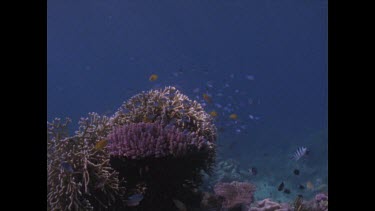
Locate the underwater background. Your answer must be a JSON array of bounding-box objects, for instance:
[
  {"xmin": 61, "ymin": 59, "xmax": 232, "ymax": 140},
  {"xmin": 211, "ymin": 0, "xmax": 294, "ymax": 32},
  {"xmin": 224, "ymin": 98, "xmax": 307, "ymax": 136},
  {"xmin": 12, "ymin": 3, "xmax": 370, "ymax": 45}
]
[{"xmin": 48, "ymin": 0, "xmax": 327, "ymax": 209}]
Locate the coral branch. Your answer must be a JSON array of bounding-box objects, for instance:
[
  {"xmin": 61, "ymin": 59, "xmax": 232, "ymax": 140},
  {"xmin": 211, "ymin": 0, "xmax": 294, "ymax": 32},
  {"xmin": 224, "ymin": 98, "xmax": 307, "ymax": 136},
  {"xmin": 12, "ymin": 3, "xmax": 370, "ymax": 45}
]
[{"xmin": 47, "ymin": 114, "xmax": 124, "ymax": 210}]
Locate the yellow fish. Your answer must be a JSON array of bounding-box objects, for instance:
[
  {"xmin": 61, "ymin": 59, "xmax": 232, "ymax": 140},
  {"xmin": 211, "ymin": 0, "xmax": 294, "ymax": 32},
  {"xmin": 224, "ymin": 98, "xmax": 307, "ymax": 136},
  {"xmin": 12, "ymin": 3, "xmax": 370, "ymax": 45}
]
[
  {"xmin": 229, "ymin": 113, "xmax": 238, "ymax": 120},
  {"xmin": 149, "ymin": 74, "xmax": 158, "ymax": 81},
  {"xmin": 95, "ymin": 139, "xmax": 108, "ymax": 150},
  {"xmin": 209, "ymin": 111, "xmax": 218, "ymax": 117},
  {"xmin": 202, "ymin": 93, "xmax": 212, "ymax": 103},
  {"xmin": 143, "ymin": 116, "xmax": 152, "ymax": 123},
  {"xmin": 306, "ymin": 181, "xmax": 314, "ymax": 190}
]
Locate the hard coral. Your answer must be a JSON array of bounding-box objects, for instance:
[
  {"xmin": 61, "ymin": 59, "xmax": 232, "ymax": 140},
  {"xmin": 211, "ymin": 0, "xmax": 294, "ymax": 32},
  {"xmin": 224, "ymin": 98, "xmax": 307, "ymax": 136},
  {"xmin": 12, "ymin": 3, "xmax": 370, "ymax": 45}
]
[
  {"xmin": 110, "ymin": 86, "xmax": 217, "ymax": 143},
  {"xmin": 301, "ymin": 193, "xmax": 328, "ymax": 211},
  {"xmin": 47, "ymin": 114, "xmax": 125, "ymax": 211},
  {"xmin": 249, "ymin": 198, "xmax": 292, "ymax": 211},
  {"xmin": 107, "ymin": 87, "xmax": 217, "ymax": 210},
  {"xmin": 213, "ymin": 181, "xmax": 256, "ymax": 209},
  {"xmin": 47, "ymin": 87, "xmax": 218, "ymax": 210}
]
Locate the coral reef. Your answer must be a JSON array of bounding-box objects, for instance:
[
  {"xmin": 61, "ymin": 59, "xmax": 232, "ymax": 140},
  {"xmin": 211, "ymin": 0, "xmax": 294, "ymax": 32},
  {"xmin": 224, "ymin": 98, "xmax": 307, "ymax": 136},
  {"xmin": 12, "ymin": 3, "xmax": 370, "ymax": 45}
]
[
  {"xmin": 110, "ymin": 86, "xmax": 216, "ymax": 144},
  {"xmin": 314, "ymin": 193, "xmax": 328, "ymax": 211},
  {"xmin": 297, "ymin": 193, "xmax": 328, "ymax": 211},
  {"xmin": 47, "ymin": 86, "xmax": 217, "ymax": 210},
  {"xmin": 47, "ymin": 114, "xmax": 125, "ymax": 210},
  {"xmin": 107, "ymin": 122, "xmax": 213, "ymax": 159},
  {"xmin": 213, "ymin": 181, "xmax": 256, "ymax": 209},
  {"xmin": 249, "ymin": 198, "xmax": 292, "ymax": 211},
  {"xmin": 107, "ymin": 87, "xmax": 217, "ymax": 210},
  {"xmin": 200, "ymin": 191, "xmax": 224, "ymax": 210}
]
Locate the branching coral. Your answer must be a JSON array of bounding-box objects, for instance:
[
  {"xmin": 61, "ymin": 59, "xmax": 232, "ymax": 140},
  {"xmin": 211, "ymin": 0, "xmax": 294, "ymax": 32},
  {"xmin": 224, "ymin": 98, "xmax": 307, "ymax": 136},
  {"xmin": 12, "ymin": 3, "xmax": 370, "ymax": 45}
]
[
  {"xmin": 213, "ymin": 181, "xmax": 256, "ymax": 209},
  {"xmin": 110, "ymin": 86, "xmax": 217, "ymax": 143},
  {"xmin": 47, "ymin": 113, "xmax": 125, "ymax": 211}
]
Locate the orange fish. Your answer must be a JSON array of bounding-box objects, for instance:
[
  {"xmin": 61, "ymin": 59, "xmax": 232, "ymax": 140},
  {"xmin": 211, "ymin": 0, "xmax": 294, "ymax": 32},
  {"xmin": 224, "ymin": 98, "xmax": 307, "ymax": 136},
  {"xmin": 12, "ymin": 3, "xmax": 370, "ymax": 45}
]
[
  {"xmin": 149, "ymin": 74, "xmax": 158, "ymax": 81},
  {"xmin": 95, "ymin": 139, "xmax": 108, "ymax": 150},
  {"xmin": 209, "ymin": 111, "xmax": 218, "ymax": 117},
  {"xmin": 202, "ymin": 93, "xmax": 212, "ymax": 103},
  {"xmin": 229, "ymin": 113, "xmax": 238, "ymax": 120},
  {"xmin": 306, "ymin": 181, "xmax": 314, "ymax": 190},
  {"xmin": 143, "ymin": 116, "xmax": 152, "ymax": 122}
]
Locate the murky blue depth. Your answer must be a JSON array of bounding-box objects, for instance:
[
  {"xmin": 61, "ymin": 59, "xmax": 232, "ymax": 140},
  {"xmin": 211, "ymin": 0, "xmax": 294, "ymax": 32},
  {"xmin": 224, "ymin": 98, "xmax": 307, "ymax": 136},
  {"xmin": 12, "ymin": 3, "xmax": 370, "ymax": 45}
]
[{"xmin": 48, "ymin": 0, "xmax": 327, "ymax": 203}]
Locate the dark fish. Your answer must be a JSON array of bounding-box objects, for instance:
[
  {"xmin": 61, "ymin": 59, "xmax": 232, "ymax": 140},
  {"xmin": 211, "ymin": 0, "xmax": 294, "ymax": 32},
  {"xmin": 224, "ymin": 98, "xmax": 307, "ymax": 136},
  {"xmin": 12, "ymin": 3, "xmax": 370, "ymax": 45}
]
[
  {"xmin": 249, "ymin": 167, "xmax": 258, "ymax": 176},
  {"xmin": 298, "ymin": 185, "xmax": 305, "ymax": 190},
  {"xmin": 277, "ymin": 182, "xmax": 285, "ymax": 191},
  {"xmin": 293, "ymin": 169, "xmax": 300, "ymax": 175},
  {"xmin": 297, "ymin": 194, "xmax": 303, "ymax": 198},
  {"xmin": 283, "ymin": 189, "xmax": 291, "ymax": 194},
  {"xmin": 61, "ymin": 162, "xmax": 74, "ymax": 173}
]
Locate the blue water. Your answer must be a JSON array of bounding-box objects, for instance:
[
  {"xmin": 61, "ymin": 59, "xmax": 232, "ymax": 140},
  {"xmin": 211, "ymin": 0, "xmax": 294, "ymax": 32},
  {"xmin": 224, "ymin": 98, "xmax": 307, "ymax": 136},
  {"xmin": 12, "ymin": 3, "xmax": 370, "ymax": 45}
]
[{"xmin": 48, "ymin": 0, "xmax": 327, "ymax": 205}]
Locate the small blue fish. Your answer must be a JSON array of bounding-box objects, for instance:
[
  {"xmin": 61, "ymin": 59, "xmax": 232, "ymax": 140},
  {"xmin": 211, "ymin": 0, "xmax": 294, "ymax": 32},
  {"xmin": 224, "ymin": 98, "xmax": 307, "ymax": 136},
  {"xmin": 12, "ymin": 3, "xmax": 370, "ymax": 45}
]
[
  {"xmin": 214, "ymin": 103, "xmax": 222, "ymax": 108},
  {"xmin": 246, "ymin": 75, "xmax": 255, "ymax": 80},
  {"xmin": 61, "ymin": 162, "xmax": 74, "ymax": 173},
  {"xmin": 125, "ymin": 194, "xmax": 144, "ymax": 207},
  {"xmin": 193, "ymin": 88, "xmax": 200, "ymax": 93},
  {"xmin": 206, "ymin": 81, "xmax": 214, "ymax": 88}
]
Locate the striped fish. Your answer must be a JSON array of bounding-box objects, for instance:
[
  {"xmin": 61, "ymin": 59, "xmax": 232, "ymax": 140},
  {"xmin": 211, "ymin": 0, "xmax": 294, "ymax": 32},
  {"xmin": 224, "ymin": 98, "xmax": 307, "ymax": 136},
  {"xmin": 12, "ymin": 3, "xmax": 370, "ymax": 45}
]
[{"xmin": 292, "ymin": 147, "xmax": 309, "ymax": 161}]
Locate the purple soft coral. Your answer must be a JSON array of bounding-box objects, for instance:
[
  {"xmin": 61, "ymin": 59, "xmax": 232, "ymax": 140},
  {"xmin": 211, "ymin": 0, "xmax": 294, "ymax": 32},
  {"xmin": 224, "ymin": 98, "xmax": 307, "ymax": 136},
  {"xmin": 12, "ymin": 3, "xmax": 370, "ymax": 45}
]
[
  {"xmin": 314, "ymin": 193, "xmax": 328, "ymax": 211},
  {"xmin": 107, "ymin": 122, "xmax": 213, "ymax": 159}
]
